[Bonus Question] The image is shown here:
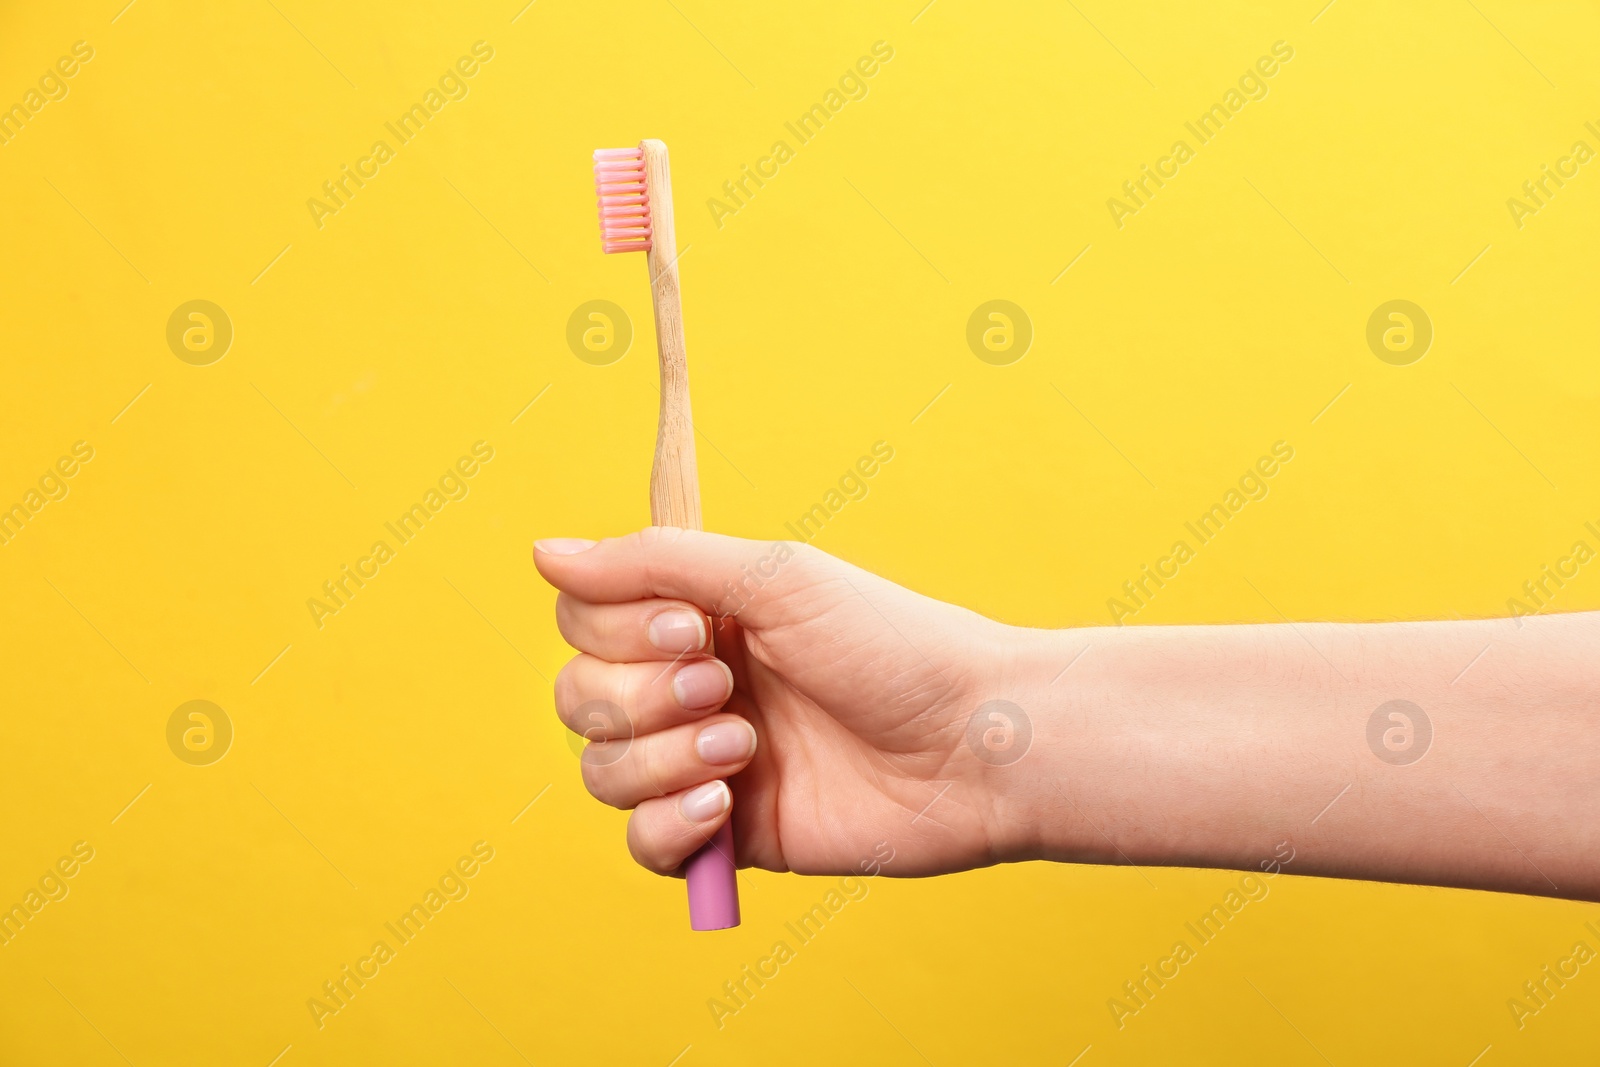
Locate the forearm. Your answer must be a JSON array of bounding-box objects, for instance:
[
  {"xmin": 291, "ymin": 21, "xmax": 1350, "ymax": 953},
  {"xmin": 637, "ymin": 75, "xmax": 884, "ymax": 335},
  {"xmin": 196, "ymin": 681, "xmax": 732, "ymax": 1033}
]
[{"xmin": 993, "ymin": 611, "xmax": 1600, "ymax": 900}]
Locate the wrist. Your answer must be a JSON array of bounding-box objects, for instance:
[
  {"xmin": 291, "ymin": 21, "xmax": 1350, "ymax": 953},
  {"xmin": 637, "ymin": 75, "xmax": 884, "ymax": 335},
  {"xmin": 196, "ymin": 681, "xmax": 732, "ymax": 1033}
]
[
  {"xmin": 996, "ymin": 619, "xmax": 1345, "ymax": 874},
  {"xmin": 976, "ymin": 620, "xmax": 1279, "ymax": 871},
  {"xmin": 966, "ymin": 621, "xmax": 1103, "ymax": 866}
]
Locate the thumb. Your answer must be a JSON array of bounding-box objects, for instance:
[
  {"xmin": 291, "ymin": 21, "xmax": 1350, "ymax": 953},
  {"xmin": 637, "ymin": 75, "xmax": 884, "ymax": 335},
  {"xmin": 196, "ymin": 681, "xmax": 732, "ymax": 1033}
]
[{"xmin": 533, "ymin": 527, "xmax": 811, "ymax": 623}]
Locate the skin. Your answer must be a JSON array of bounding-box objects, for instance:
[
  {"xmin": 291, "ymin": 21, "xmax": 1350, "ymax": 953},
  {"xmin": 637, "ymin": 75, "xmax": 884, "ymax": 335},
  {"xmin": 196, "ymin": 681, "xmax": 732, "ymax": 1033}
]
[{"xmin": 535, "ymin": 527, "xmax": 1600, "ymax": 902}]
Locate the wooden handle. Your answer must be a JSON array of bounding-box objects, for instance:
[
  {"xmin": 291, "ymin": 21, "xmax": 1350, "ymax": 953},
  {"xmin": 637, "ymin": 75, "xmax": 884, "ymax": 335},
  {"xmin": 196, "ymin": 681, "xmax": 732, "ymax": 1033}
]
[{"xmin": 641, "ymin": 139, "xmax": 702, "ymax": 531}]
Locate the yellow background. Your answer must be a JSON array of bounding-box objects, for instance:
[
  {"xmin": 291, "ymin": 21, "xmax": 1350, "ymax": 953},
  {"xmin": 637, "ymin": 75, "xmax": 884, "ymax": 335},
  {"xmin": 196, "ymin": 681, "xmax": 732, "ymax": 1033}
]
[{"xmin": 3, "ymin": 0, "xmax": 1598, "ymax": 1063}]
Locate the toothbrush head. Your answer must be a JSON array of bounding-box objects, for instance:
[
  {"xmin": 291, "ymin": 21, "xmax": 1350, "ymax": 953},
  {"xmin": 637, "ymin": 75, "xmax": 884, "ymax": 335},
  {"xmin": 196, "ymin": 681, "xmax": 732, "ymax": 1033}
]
[{"xmin": 593, "ymin": 146, "xmax": 652, "ymax": 254}]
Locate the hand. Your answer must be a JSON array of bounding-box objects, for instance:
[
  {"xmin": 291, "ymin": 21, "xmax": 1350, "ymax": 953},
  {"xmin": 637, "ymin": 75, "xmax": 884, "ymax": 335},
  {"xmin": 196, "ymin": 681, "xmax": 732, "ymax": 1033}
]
[
  {"xmin": 538, "ymin": 528, "xmax": 1600, "ymax": 902},
  {"xmin": 533, "ymin": 527, "xmax": 1035, "ymax": 879}
]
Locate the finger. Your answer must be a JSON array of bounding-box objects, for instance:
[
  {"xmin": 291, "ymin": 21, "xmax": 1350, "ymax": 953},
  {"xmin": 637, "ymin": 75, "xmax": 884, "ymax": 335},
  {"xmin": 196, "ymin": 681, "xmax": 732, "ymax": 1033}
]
[
  {"xmin": 555, "ymin": 594, "xmax": 713, "ymax": 662},
  {"xmin": 582, "ymin": 712, "xmax": 756, "ymax": 810},
  {"xmin": 626, "ymin": 782, "xmax": 733, "ymax": 876},
  {"xmin": 555, "ymin": 653, "xmax": 735, "ymax": 738},
  {"xmin": 535, "ymin": 527, "xmax": 821, "ymax": 622}
]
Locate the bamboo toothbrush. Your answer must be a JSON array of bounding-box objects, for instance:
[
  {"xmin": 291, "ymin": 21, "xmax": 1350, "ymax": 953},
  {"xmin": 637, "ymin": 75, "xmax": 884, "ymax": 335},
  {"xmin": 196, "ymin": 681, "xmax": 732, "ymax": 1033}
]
[{"xmin": 593, "ymin": 140, "xmax": 740, "ymax": 931}]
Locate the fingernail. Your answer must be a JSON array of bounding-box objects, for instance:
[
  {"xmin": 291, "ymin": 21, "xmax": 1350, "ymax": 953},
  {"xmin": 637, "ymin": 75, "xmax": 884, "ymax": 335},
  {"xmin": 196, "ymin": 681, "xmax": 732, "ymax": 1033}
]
[
  {"xmin": 673, "ymin": 660, "xmax": 734, "ymax": 709},
  {"xmin": 680, "ymin": 781, "xmax": 731, "ymax": 822},
  {"xmin": 696, "ymin": 720, "xmax": 756, "ymax": 765},
  {"xmin": 648, "ymin": 610, "xmax": 706, "ymax": 653},
  {"xmin": 535, "ymin": 538, "xmax": 597, "ymax": 555}
]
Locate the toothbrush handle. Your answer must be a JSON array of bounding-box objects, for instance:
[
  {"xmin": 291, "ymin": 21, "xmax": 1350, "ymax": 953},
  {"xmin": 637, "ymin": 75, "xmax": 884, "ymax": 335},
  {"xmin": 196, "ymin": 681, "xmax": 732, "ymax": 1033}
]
[
  {"xmin": 642, "ymin": 138, "xmax": 740, "ymax": 931},
  {"xmin": 681, "ymin": 616, "xmax": 743, "ymax": 930},
  {"xmin": 685, "ymin": 820, "xmax": 740, "ymax": 931},
  {"xmin": 689, "ymin": 622, "xmax": 741, "ymax": 925}
]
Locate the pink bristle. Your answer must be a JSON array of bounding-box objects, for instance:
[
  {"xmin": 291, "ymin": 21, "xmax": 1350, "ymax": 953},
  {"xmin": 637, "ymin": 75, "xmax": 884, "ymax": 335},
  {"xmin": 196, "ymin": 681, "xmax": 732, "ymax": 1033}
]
[{"xmin": 593, "ymin": 146, "xmax": 652, "ymax": 254}]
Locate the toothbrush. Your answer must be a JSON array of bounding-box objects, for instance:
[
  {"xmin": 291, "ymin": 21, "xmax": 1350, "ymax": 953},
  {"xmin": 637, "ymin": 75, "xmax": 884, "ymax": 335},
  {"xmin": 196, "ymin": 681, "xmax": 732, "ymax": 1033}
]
[{"xmin": 593, "ymin": 140, "xmax": 741, "ymax": 931}]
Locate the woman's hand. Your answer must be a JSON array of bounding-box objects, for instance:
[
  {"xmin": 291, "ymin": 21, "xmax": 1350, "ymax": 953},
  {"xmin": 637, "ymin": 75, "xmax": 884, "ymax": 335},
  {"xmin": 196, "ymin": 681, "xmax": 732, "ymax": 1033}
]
[
  {"xmin": 538, "ymin": 528, "xmax": 1600, "ymax": 902},
  {"xmin": 534, "ymin": 527, "xmax": 1038, "ymax": 879}
]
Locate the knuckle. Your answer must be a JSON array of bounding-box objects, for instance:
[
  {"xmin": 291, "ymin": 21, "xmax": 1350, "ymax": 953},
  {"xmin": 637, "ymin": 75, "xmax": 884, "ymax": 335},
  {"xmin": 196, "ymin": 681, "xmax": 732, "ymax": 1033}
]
[
  {"xmin": 637, "ymin": 734, "xmax": 671, "ymax": 801},
  {"xmin": 614, "ymin": 663, "xmax": 643, "ymax": 718},
  {"xmin": 628, "ymin": 816, "xmax": 676, "ymax": 874},
  {"xmin": 595, "ymin": 606, "xmax": 629, "ymax": 652},
  {"xmin": 638, "ymin": 528, "xmax": 670, "ymax": 592},
  {"xmin": 645, "ymin": 525, "xmax": 688, "ymax": 545},
  {"xmin": 578, "ymin": 753, "xmax": 605, "ymax": 802},
  {"xmin": 787, "ymin": 539, "xmax": 829, "ymax": 579},
  {"xmin": 552, "ymin": 658, "xmax": 581, "ymax": 727},
  {"xmin": 580, "ymin": 752, "xmax": 624, "ymax": 808},
  {"xmin": 553, "ymin": 593, "xmax": 578, "ymax": 643},
  {"xmin": 580, "ymin": 697, "xmax": 633, "ymax": 745}
]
